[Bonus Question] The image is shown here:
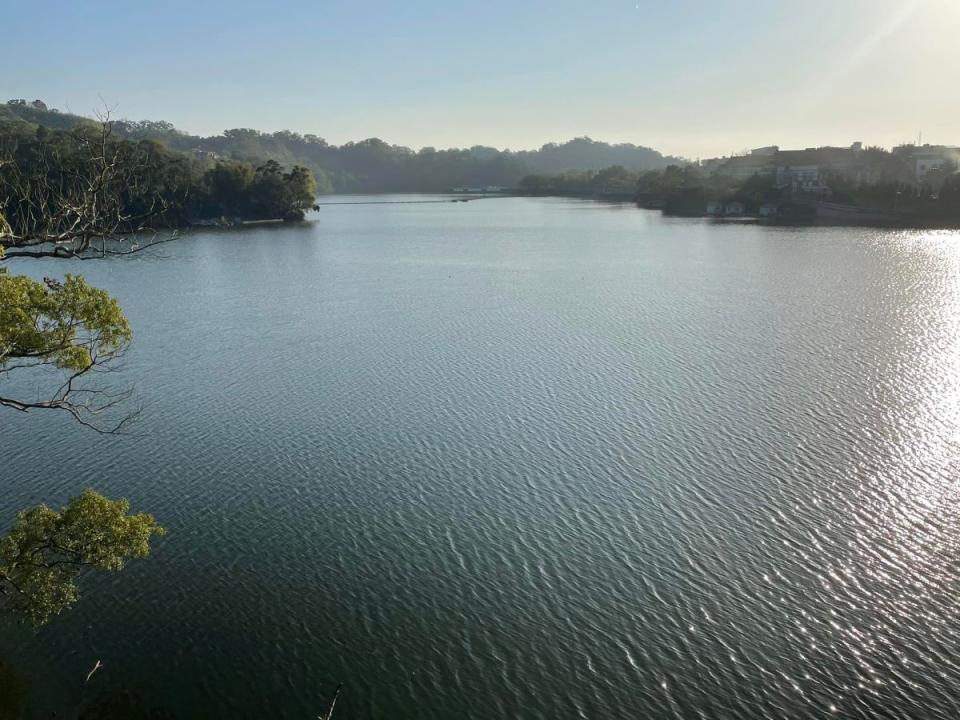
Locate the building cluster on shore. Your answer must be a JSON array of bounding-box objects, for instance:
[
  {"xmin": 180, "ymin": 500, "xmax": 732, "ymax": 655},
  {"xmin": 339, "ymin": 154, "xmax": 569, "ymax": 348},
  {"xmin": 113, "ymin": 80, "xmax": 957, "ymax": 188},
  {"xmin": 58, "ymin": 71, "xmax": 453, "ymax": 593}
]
[
  {"xmin": 690, "ymin": 141, "xmax": 960, "ymax": 222},
  {"xmin": 700, "ymin": 142, "xmax": 959, "ymax": 194}
]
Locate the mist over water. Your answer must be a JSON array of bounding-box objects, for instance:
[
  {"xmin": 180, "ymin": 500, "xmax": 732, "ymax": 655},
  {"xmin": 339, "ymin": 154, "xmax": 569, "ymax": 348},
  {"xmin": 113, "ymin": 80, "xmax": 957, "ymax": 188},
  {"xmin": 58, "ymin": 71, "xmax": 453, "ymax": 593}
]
[{"xmin": 3, "ymin": 197, "xmax": 960, "ymax": 719}]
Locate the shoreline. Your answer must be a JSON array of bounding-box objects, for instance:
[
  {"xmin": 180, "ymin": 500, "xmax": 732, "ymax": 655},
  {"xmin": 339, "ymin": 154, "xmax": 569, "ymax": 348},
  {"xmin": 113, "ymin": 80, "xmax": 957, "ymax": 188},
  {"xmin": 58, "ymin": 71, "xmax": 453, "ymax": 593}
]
[{"xmin": 176, "ymin": 193, "xmax": 960, "ymax": 232}]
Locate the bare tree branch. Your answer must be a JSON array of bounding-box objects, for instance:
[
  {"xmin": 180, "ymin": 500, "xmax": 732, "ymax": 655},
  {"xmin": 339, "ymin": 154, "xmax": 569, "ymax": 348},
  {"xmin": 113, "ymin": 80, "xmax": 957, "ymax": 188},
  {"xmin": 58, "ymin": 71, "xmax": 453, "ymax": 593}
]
[
  {"xmin": 0, "ymin": 112, "xmax": 180, "ymax": 431},
  {"xmin": 0, "ymin": 111, "xmax": 181, "ymax": 262}
]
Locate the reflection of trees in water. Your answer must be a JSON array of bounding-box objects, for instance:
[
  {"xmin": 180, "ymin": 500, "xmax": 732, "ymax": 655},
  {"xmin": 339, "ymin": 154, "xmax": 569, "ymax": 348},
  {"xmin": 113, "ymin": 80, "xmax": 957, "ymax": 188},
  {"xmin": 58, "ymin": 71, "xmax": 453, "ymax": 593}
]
[{"xmin": 0, "ymin": 660, "xmax": 28, "ymax": 720}]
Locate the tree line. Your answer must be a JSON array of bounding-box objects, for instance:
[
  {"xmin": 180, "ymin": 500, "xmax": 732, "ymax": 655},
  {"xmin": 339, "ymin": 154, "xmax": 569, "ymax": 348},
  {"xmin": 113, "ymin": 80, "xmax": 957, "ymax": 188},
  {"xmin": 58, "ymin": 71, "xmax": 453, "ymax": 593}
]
[
  {"xmin": 1, "ymin": 101, "xmax": 681, "ymax": 194},
  {"xmin": 0, "ymin": 120, "xmax": 318, "ymax": 235}
]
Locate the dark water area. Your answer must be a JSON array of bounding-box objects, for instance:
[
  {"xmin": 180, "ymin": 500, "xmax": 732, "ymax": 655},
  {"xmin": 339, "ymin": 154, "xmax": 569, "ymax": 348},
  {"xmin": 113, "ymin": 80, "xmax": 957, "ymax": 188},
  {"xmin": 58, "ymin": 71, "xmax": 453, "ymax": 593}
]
[{"xmin": 3, "ymin": 196, "xmax": 960, "ymax": 719}]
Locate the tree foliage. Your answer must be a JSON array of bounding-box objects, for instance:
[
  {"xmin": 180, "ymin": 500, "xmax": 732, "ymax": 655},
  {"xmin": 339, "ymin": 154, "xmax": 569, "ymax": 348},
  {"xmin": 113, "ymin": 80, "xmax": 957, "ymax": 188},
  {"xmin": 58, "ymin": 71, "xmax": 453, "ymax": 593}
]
[
  {"xmin": 199, "ymin": 159, "xmax": 317, "ymax": 221},
  {"xmin": 0, "ymin": 121, "xmax": 318, "ymax": 252},
  {"xmin": 0, "ymin": 121, "xmax": 183, "ymax": 259},
  {"xmin": 0, "ymin": 273, "xmax": 133, "ymax": 429},
  {"xmin": 0, "ymin": 490, "xmax": 164, "ymax": 626}
]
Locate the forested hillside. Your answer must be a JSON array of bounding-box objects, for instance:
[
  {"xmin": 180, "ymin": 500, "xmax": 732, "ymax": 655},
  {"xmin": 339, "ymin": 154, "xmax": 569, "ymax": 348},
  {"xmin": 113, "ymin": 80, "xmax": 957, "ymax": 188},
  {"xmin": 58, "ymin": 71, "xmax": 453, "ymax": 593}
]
[{"xmin": 1, "ymin": 100, "xmax": 682, "ymax": 193}]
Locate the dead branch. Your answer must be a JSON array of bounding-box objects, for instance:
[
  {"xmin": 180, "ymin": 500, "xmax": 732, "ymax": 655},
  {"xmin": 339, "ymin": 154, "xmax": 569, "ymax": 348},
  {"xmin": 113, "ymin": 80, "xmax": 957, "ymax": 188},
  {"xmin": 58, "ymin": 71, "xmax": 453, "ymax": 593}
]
[
  {"xmin": 0, "ymin": 111, "xmax": 181, "ymax": 262},
  {"xmin": 0, "ymin": 111, "xmax": 178, "ymax": 431}
]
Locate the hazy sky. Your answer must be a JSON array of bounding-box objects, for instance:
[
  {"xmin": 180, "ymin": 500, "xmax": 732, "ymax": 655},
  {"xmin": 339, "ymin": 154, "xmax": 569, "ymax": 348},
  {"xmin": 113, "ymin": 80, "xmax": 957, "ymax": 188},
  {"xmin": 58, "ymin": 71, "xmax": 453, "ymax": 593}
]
[{"xmin": 4, "ymin": 0, "xmax": 958, "ymax": 158}]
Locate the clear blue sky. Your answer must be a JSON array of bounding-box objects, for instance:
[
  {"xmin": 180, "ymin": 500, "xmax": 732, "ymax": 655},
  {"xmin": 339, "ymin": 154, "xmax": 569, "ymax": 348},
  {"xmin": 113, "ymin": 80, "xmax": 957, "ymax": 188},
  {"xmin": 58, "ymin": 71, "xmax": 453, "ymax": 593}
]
[{"xmin": 3, "ymin": 0, "xmax": 957, "ymax": 158}]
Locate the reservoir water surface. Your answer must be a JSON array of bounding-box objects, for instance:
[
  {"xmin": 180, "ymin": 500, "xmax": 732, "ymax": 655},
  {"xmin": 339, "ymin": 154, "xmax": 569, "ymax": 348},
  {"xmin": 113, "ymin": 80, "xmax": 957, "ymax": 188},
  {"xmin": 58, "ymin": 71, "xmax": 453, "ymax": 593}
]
[{"xmin": 3, "ymin": 196, "xmax": 960, "ymax": 719}]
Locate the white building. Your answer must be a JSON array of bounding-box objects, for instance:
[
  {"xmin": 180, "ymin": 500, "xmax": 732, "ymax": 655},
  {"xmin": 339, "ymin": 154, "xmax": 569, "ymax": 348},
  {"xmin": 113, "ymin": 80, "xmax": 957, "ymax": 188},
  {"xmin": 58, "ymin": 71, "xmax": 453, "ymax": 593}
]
[
  {"xmin": 772, "ymin": 144, "xmax": 871, "ymax": 194},
  {"xmin": 912, "ymin": 146, "xmax": 960, "ymax": 180}
]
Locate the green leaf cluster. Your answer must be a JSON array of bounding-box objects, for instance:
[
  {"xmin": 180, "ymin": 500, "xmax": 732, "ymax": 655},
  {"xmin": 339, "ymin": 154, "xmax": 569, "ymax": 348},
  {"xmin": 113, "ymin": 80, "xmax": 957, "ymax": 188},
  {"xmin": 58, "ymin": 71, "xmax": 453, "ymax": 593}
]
[
  {"xmin": 0, "ymin": 490, "xmax": 164, "ymax": 626},
  {"xmin": 0, "ymin": 273, "xmax": 131, "ymax": 370}
]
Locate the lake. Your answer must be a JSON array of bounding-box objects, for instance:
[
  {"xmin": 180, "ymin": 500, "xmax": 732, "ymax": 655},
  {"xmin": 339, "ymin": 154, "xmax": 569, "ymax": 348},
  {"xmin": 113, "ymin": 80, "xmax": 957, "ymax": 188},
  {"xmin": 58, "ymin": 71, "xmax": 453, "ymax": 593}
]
[{"xmin": 3, "ymin": 196, "xmax": 960, "ymax": 719}]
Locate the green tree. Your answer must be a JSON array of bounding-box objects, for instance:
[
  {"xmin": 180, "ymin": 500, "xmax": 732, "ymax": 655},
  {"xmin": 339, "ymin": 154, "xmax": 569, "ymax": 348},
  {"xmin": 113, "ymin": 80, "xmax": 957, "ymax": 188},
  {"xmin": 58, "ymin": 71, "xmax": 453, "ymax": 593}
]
[
  {"xmin": 203, "ymin": 160, "xmax": 254, "ymax": 217},
  {"xmin": 0, "ymin": 272, "xmax": 134, "ymax": 430},
  {"xmin": 247, "ymin": 160, "xmax": 317, "ymax": 220},
  {"xmin": 0, "ymin": 126, "xmax": 164, "ymax": 635},
  {"xmin": 281, "ymin": 164, "xmax": 318, "ymax": 219},
  {"xmin": 590, "ymin": 165, "xmax": 638, "ymax": 194},
  {"xmin": 0, "ymin": 490, "xmax": 164, "ymax": 626}
]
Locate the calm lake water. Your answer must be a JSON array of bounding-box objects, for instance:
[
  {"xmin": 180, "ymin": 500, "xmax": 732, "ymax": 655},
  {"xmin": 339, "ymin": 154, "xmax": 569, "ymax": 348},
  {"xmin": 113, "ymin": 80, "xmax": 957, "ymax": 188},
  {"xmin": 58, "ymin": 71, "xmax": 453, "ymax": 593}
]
[{"xmin": 3, "ymin": 196, "xmax": 960, "ymax": 719}]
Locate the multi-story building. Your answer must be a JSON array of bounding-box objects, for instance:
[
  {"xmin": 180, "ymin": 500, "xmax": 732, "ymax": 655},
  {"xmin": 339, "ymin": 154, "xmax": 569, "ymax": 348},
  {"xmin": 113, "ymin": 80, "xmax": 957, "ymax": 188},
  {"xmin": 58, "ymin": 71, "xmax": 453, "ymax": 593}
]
[
  {"xmin": 894, "ymin": 145, "xmax": 960, "ymax": 180},
  {"xmin": 713, "ymin": 143, "xmax": 877, "ymax": 195}
]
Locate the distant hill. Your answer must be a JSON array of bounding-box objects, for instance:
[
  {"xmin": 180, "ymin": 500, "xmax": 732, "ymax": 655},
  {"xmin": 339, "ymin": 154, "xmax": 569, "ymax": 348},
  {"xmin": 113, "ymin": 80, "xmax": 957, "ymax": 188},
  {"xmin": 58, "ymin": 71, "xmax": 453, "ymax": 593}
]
[
  {"xmin": 0, "ymin": 100, "xmax": 98, "ymax": 131},
  {"xmin": 1, "ymin": 99, "xmax": 684, "ymax": 193},
  {"xmin": 521, "ymin": 137, "xmax": 674, "ymax": 175}
]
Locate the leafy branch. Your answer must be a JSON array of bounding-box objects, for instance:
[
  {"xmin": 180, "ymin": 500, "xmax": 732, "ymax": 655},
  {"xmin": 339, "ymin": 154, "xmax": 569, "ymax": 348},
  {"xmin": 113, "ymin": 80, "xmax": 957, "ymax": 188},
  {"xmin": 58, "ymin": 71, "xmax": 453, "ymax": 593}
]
[{"xmin": 0, "ymin": 490, "xmax": 164, "ymax": 626}]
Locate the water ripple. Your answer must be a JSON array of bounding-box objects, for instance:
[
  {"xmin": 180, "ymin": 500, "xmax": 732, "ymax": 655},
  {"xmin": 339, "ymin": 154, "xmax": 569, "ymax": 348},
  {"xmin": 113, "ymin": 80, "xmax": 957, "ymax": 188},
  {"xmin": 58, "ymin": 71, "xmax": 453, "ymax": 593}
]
[{"xmin": 2, "ymin": 200, "xmax": 960, "ymax": 718}]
